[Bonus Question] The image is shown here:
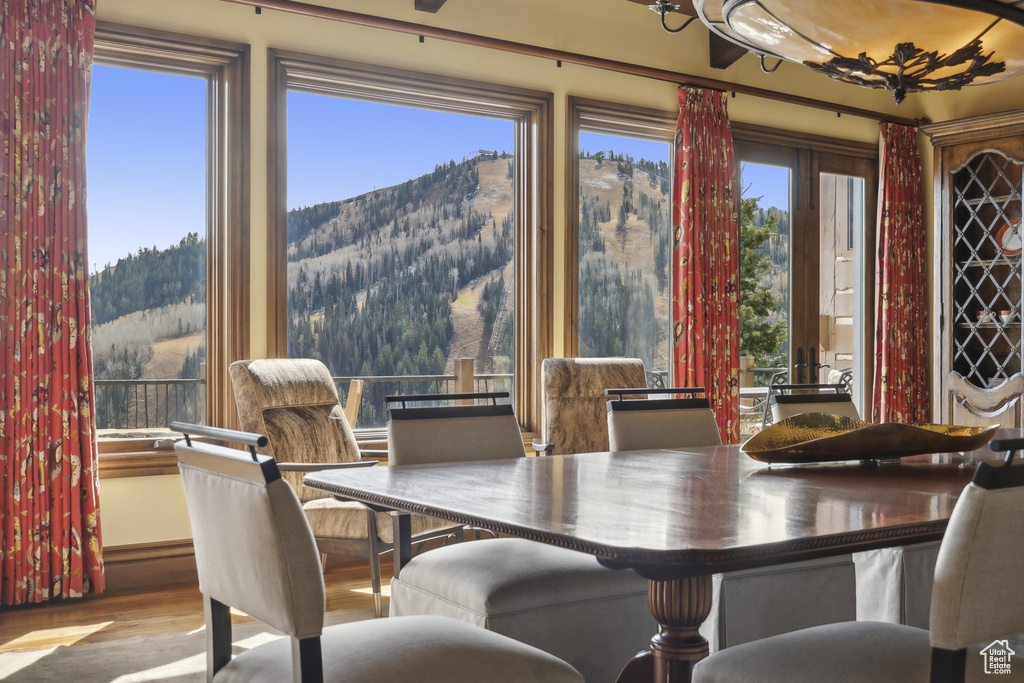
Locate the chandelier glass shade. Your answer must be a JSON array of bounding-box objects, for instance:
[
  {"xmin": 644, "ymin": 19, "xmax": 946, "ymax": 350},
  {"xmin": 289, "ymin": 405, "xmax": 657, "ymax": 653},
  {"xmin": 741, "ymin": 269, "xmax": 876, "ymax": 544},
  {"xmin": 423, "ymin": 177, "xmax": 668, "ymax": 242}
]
[{"xmin": 693, "ymin": 0, "xmax": 1024, "ymax": 103}]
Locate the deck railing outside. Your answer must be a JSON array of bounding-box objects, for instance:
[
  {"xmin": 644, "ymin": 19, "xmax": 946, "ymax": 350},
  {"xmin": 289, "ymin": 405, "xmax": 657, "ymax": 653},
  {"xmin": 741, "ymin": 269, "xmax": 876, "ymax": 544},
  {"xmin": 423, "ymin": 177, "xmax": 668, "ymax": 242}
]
[
  {"xmin": 333, "ymin": 360, "xmax": 514, "ymax": 428},
  {"xmin": 93, "ymin": 359, "xmax": 513, "ymax": 432},
  {"xmin": 94, "ymin": 378, "xmax": 206, "ymax": 431}
]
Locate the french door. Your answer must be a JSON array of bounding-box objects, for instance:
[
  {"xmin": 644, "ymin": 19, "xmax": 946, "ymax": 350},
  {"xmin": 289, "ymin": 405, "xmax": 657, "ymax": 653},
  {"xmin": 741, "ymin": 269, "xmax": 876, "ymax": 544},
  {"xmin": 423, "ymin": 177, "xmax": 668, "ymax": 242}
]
[{"xmin": 734, "ymin": 126, "xmax": 878, "ymax": 420}]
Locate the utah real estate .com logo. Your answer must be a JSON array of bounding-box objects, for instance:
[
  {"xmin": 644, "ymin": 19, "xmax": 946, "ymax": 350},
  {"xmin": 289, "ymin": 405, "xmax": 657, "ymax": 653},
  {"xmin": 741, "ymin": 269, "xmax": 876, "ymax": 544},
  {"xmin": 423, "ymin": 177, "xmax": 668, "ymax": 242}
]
[{"xmin": 981, "ymin": 640, "xmax": 1015, "ymax": 675}]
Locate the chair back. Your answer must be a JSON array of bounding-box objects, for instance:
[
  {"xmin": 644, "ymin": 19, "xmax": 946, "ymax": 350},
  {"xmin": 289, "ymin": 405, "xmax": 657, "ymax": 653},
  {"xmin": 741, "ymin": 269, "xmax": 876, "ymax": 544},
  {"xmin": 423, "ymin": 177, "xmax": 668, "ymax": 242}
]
[
  {"xmin": 387, "ymin": 392, "xmax": 526, "ymax": 465},
  {"xmin": 766, "ymin": 384, "xmax": 859, "ymax": 426},
  {"xmin": 541, "ymin": 357, "xmax": 647, "ymax": 455},
  {"xmin": 606, "ymin": 387, "xmax": 722, "ymax": 451},
  {"xmin": 929, "ymin": 442, "xmax": 1024, "ymax": 652},
  {"xmin": 173, "ymin": 425, "xmax": 326, "ymax": 641},
  {"xmin": 230, "ymin": 358, "xmax": 360, "ymax": 501},
  {"xmin": 344, "ymin": 378, "xmax": 364, "ymax": 427}
]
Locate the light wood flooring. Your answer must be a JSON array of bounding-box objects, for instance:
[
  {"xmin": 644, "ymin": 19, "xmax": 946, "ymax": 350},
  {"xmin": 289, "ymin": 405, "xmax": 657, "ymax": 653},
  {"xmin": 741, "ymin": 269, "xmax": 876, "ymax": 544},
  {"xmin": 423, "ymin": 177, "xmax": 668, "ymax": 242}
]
[{"xmin": 0, "ymin": 557, "xmax": 391, "ymax": 654}]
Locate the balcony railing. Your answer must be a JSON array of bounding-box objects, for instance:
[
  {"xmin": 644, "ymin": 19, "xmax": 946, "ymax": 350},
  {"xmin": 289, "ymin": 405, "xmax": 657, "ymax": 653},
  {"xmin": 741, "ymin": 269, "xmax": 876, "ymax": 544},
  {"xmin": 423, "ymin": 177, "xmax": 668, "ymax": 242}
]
[
  {"xmin": 334, "ymin": 360, "xmax": 514, "ymax": 428},
  {"xmin": 94, "ymin": 378, "xmax": 206, "ymax": 431},
  {"xmin": 94, "ymin": 359, "xmax": 513, "ymax": 432},
  {"xmin": 94, "ymin": 359, "xmax": 799, "ymax": 437}
]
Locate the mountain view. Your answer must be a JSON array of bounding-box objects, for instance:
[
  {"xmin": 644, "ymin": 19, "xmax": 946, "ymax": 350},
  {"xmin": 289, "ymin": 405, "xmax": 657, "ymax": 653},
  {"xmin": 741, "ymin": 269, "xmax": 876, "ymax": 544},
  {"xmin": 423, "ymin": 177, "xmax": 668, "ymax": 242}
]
[
  {"xmin": 286, "ymin": 152, "xmax": 515, "ymax": 381},
  {"xmin": 89, "ymin": 148, "xmax": 788, "ymax": 430}
]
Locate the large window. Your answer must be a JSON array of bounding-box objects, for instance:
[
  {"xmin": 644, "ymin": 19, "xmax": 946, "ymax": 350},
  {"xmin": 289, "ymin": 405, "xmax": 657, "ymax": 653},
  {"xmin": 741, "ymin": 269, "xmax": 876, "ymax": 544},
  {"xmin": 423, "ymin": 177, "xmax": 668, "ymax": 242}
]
[
  {"xmin": 91, "ymin": 25, "xmax": 249, "ymax": 471},
  {"xmin": 269, "ymin": 52, "xmax": 552, "ymax": 431},
  {"xmin": 567, "ymin": 98, "xmax": 675, "ymax": 384}
]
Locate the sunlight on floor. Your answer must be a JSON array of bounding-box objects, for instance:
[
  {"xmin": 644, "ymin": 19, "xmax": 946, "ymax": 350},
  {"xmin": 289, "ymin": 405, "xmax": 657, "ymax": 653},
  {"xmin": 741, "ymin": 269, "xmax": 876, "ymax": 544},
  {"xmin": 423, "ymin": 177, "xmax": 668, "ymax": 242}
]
[
  {"xmin": 0, "ymin": 621, "xmax": 114, "ymax": 653},
  {"xmin": 351, "ymin": 585, "xmax": 390, "ymax": 597}
]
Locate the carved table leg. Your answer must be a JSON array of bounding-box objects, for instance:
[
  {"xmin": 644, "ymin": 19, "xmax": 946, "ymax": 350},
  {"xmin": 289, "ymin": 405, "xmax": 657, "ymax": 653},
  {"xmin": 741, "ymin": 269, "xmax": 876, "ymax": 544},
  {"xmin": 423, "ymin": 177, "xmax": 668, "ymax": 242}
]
[{"xmin": 615, "ymin": 574, "xmax": 712, "ymax": 683}]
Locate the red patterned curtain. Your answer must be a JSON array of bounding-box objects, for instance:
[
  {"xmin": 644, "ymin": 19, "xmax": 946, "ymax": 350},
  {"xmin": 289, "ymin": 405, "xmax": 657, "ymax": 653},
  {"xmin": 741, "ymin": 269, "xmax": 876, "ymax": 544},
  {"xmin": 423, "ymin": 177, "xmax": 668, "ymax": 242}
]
[
  {"xmin": 1, "ymin": 0, "xmax": 104, "ymax": 605},
  {"xmin": 872, "ymin": 123, "xmax": 930, "ymax": 423},
  {"xmin": 672, "ymin": 87, "xmax": 740, "ymax": 442}
]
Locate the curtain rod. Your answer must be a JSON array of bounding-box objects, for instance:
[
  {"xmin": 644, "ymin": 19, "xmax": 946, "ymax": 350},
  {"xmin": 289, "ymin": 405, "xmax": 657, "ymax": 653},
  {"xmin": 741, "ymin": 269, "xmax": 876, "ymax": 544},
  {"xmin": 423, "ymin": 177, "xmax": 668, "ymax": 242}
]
[{"xmin": 223, "ymin": 0, "xmax": 921, "ymax": 127}]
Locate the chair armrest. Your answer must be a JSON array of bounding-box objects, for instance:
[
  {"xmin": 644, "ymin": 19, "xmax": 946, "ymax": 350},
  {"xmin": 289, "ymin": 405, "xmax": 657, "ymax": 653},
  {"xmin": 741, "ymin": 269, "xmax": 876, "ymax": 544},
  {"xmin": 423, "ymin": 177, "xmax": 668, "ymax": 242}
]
[
  {"xmin": 531, "ymin": 437, "xmax": 554, "ymax": 455},
  {"xmin": 278, "ymin": 461, "xmax": 378, "ymax": 472}
]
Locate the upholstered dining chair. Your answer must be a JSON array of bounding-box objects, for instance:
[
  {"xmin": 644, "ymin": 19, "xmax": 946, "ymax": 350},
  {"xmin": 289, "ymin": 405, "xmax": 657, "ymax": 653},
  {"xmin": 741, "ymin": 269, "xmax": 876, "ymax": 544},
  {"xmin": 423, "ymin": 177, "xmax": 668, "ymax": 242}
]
[
  {"xmin": 386, "ymin": 391, "xmax": 526, "ymax": 465},
  {"xmin": 229, "ymin": 358, "xmax": 459, "ymax": 617},
  {"xmin": 604, "ymin": 388, "xmax": 857, "ymax": 653},
  {"xmin": 385, "ymin": 391, "xmax": 656, "ymax": 683},
  {"xmin": 761, "ymin": 383, "xmax": 942, "ymax": 629},
  {"xmin": 534, "ymin": 357, "xmax": 648, "ymax": 455},
  {"xmin": 693, "ymin": 440, "xmax": 1024, "ymax": 683},
  {"xmin": 764, "ymin": 382, "xmax": 859, "ymax": 428},
  {"xmin": 171, "ymin": 422, "xmax": 583, "ymax": 683},
  {"xmin": 605, "ymin": 387, "xmax": 721, "ymax": 450}
]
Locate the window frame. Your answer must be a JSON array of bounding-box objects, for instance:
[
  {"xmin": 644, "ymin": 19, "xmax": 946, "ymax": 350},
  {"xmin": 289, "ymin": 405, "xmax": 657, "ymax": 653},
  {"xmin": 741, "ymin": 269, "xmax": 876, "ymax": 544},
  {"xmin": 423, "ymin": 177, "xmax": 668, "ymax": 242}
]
[
  {"xmin": 93, "ymin": 23, "xmax": 250, "ymax": 478},
  {"xmin": 564, "ymin": 96, "xmax": 677, "ymax": 369},
  {"xmin": 267, "ymin": 50, "xmax": 553, "ymax": 435}
]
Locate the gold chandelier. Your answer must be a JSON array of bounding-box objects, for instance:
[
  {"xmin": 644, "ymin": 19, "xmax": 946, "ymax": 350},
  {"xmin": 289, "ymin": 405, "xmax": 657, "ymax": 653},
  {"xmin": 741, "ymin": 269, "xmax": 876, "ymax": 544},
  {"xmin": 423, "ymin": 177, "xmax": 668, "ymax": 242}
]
[{"xmin": 692, "ymin": 0, "xmax": 1024, "ymax": 103}]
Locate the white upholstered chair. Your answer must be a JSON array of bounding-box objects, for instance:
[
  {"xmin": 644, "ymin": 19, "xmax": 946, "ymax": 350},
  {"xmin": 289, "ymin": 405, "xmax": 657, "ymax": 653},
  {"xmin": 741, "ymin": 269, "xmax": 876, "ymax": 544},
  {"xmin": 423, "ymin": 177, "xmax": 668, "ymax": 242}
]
[
  {"xmin": 171, "ymin": 422, "xmax": 582, "ymax": 683},
  {"xmin": 605, "ymin": 387, "xmax": 721, "ymax": 450},
  {"xmin": 765, "ymin": 382, "xmax": 945, "ymax": 634},
  {"xmin": 386, "ymin": 391, "xmax": 526, "ymax": 465},
  {"xmin": 765, "ymin": 382, "xmax": 950, "ymax": 636},
  {"xmin": 229, "ymin": 358, "xmax": 459, "ymax": 617},
  {"xmin": 765, "ymin": 382, "xmax": 860, "ymax": 426},
  {"xmin": 605, "ymin": 388, "xmax": 857, "ymax": 652},
  {"xmin": 386, "ymin": 391, "xmax": 656, "ymax": 683},
  {"xmin": 693, "ymin": 441, "xmax": 1024, "ymax": 683}
]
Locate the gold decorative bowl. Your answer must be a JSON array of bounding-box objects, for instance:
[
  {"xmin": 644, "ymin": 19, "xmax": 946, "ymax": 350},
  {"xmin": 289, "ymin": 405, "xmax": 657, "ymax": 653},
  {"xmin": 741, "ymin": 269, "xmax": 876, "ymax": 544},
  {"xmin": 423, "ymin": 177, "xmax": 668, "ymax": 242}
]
[{"xmin": 742, "ymin": 413, "xmax": 999, "ymax": 464}]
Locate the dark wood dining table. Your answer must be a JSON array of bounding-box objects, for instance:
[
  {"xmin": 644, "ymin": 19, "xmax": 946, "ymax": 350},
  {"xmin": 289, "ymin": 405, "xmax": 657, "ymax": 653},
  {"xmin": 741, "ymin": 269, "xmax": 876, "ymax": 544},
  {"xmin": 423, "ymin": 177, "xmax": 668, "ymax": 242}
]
[{"xmin": 304, "ymin": 442, "xmax": 998, "ymax": 683}]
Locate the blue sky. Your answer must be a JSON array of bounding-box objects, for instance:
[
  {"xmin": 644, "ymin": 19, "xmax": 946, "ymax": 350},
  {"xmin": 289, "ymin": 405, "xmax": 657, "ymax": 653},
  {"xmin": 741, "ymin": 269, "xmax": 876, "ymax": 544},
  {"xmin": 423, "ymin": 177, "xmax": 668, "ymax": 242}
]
[
  {"xmin": 287, "ymin": 93, "xmax": 514, "ymax": 210},
  {"xmin": 87, "ymin": 66, "xmax": 206, "ymax": 271},
  {"xmin": 87, "ymin": 65, "xmax": 789, "ymax": 271}
]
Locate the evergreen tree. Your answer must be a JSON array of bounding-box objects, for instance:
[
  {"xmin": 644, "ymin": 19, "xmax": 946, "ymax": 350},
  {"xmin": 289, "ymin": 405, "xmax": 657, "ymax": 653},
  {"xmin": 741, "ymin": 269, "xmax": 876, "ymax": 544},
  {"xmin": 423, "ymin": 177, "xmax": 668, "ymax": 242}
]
[{"xmin": 739, "ymin": 194, "xmax": 787, "ymax": 366}]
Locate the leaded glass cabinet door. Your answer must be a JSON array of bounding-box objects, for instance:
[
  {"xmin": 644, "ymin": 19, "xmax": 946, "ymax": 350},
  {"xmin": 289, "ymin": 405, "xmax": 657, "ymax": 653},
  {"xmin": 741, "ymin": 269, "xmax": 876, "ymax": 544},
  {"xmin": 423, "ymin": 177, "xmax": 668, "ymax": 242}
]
[{"xmin": 927, "ymin": 112, "xmax": 1024, "ymax": 428}]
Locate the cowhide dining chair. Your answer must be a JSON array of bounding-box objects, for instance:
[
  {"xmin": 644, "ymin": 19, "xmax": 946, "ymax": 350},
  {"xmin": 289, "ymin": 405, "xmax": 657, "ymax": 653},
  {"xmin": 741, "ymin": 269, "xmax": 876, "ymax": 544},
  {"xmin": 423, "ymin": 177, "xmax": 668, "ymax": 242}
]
[
  {"xmin": 533, "ymin": 356, "xmax": 648, "ymax": 455},
  {"xmin": 228, "ymin": 358, "xmax": 459, "ymax": 617}
]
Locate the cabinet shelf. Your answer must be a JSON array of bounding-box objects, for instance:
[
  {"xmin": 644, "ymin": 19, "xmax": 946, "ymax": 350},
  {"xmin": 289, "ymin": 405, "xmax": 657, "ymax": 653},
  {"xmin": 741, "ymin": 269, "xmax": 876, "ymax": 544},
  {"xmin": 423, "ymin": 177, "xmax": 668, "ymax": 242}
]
[
  {"xmin": 956, "ymin": 322, "xmax": 1020, "ymax": 330},
  {"xmin": 957, "ymin": 259, "xmax": 1021, "ymax": 269},
  {"xmin": 956, "ymin": 194, "xmax": 1021, "ymax": 207}
]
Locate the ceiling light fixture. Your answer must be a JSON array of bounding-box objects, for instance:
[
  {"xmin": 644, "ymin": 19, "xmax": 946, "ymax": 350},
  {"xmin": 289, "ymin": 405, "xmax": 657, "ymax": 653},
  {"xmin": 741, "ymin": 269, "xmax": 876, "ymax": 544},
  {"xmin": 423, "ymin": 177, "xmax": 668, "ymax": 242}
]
[
  {"xmin": 691, "ymin": 0, "xmax": 1024, "ymax": 104},
  {"xmin": 648, "ymin": 0, "xmax": 700, "ymax": 33}
]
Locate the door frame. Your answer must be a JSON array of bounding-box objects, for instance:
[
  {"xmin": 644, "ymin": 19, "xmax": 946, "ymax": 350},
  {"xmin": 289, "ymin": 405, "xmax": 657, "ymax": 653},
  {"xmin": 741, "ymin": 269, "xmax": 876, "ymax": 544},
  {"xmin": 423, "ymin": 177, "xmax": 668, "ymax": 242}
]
[{"xmin": 732, "ymin": 123, "xmax": 878, "ymax": 415}]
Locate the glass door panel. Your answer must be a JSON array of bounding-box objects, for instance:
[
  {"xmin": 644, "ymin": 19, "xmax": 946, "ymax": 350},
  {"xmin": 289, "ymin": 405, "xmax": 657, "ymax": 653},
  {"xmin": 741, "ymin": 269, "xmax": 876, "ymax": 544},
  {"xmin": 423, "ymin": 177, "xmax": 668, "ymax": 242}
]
[
  {"xmin": 817, "ymin": 173, "xmax": 865, "ymax": 408},
  {"xmin": 739, "ymin": 162, "xmax": 790, "ymax": 437}
]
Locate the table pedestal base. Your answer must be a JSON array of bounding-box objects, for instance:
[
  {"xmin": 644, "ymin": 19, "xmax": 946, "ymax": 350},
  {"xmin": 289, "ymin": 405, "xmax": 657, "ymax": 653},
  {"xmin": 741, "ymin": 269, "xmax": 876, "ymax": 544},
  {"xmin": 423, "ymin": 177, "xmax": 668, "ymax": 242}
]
[{"xmin": 615, "ymin": 575, "xmax": 712, "ymax": 683}]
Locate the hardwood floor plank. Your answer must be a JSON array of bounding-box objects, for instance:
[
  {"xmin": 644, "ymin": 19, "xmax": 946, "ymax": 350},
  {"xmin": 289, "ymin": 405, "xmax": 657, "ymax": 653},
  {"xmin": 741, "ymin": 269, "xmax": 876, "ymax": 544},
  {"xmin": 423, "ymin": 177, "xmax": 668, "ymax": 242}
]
[{"xmin": 0, "ymin": 557, "xmax": 391, "ymax": 653}]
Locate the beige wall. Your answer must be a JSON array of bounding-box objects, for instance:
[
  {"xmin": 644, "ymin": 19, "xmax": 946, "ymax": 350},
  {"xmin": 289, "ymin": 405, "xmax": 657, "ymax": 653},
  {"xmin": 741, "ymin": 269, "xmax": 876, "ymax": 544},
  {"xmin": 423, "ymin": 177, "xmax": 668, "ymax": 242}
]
[
  {"xmin": 93, "ymin": 0, "xmax": 1024, "ymax": 546},
  {"xmin": 100, "ymin": 476, "xmax": 193, "ymax": 546}
]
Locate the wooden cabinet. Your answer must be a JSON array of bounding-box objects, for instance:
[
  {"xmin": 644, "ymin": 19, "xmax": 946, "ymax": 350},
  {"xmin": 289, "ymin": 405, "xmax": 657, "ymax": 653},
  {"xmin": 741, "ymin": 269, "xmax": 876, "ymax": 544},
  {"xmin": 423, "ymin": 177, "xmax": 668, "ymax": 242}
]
[{"xmin": 924, "ymin": 111, "xmax": 1024, "ymax": 427}]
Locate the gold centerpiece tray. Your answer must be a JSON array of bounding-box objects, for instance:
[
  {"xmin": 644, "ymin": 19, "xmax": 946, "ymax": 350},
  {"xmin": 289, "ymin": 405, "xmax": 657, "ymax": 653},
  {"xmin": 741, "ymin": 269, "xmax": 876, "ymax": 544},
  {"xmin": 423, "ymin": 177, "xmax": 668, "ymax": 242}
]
[{"xmin": 742, "ymin": 413, "xmax": 999, "ymax": 464}]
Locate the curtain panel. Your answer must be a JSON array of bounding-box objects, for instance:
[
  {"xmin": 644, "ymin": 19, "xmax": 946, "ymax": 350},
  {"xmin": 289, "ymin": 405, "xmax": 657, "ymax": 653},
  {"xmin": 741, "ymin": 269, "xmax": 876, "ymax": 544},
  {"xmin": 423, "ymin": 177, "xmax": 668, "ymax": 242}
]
[
  {"xmin": 872, "ymin": 122, "xmax": 930, "ymax": 423},
  {"xmin": 0, "ymin": 0, "xmax": 104, "ymax": 605},
  {"xmin": 671, "ymin": 87, "xmax": 741, "ymax": 443}
]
